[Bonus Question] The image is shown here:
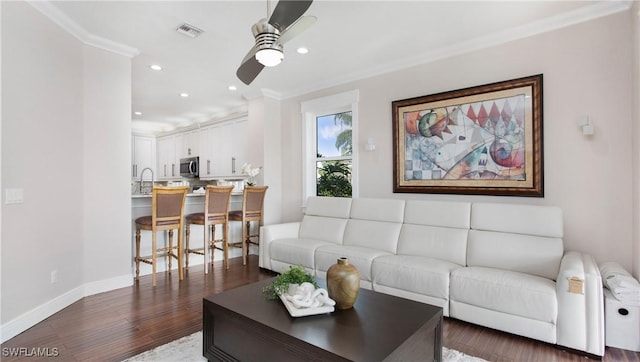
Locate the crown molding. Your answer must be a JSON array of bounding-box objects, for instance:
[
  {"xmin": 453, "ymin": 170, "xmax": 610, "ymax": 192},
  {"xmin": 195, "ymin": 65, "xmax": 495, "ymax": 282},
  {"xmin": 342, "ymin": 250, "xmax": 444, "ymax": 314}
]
[
  {"xmin": 27, "ymin": 0, "xmax": 139, "ymax": 58},
  {"xmin": 133, "ymin": 105, "xmax": 250, "ymax": 136},
  {"xmin": 281, "ymin": 0, "xmax": 632, "ymax": 100},
  {"xmin": 241, "ymin": 88, "xmax": 284, "ymax": 102}
]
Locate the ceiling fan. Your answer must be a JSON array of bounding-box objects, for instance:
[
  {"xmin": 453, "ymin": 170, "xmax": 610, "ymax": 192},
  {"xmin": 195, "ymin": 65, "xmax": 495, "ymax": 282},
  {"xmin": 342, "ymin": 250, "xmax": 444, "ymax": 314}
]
[{"xmin": 236, "ymin": 0, "xmax": 316, "ymax": 85}]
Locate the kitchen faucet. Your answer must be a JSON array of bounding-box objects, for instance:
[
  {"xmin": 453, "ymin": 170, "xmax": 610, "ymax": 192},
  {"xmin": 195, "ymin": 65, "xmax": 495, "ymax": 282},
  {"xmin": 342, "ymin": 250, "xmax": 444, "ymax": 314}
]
[{"xmin": 140, "ymin": 167, "xmax": 154, "ymax": 194}]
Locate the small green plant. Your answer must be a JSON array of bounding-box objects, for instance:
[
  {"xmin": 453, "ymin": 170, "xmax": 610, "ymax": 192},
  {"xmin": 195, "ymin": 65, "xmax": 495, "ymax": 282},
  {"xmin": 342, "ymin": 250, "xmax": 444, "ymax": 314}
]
[
  {"xmin": 317, "ymin": 160, "xmax": 352, "ymax": 197},
  {"xmin": 263, "ymin": 265, "xmax": 318, "ymax": 300}
]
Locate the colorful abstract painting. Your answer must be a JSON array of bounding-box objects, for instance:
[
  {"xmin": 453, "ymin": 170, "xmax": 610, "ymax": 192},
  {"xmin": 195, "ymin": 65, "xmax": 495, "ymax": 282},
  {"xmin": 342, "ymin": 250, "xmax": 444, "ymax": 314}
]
[{"xmin": 392, "ymin": 75, "xmax": 543, "ymax": 196}]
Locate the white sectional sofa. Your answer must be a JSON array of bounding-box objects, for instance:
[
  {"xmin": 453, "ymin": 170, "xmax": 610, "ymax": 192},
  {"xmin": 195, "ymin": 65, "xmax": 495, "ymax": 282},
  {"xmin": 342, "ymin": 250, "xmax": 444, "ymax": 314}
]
[{"xmin": 259, "ymin": 196, "xmax": 605, "ymax": 356}]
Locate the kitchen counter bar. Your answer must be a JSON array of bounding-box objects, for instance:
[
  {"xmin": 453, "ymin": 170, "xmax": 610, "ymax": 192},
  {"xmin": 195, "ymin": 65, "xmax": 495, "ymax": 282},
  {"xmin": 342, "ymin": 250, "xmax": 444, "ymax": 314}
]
[
  {"xmin": 131, "ymin": 192, "xmax": 243, "ymax": 199},
  {"xmin": 130, "ymin": 192, "xmax": 245, "ymax": 277}
]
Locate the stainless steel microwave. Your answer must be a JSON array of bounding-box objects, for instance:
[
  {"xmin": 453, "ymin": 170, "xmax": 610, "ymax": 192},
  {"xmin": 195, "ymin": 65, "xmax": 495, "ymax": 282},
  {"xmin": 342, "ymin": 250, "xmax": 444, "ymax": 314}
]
[{"xmin": 180, "ymin": 156, "xmax": 199, "ymax": 178}]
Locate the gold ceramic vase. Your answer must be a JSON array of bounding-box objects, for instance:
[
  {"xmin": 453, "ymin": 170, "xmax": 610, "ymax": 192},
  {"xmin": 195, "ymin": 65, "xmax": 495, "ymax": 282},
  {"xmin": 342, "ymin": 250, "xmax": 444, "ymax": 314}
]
[{"xmin": 326, "ymin": 257, "xmax": 360, "ymax": 309}]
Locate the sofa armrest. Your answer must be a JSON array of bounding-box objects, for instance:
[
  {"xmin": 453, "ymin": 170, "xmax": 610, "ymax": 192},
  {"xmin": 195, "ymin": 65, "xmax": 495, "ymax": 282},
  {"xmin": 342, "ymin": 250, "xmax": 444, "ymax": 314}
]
[
  {"xmin": 259, "ymin": 222, "xmax": 301, "ymax": 270},
  {"xmin": 556, "ymin": 251, "xmax": 604, "ymax": 356}
]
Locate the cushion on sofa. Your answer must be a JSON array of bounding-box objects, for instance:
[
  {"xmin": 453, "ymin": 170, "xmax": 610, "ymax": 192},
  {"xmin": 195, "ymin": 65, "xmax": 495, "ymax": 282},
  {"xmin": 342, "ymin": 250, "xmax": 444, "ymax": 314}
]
[
  {"xmin": 397, "ymin": 224, "xmax": 468, "ymax": 266},
  {"xmin": 299, "ymin": 215, "xmax": 348, "ymax": 243},
  {"xmin": 471, "ymin": 202, "xmax": 563, "ymax": 238},
  {"xmin": 449, "ymin": 301, "xmax": 556, "ymax": 344},
  {"xmin": 305, "ymin": 196, "xmax": 352, "ymax": 218},
  {"xmin": 315, "ymin": 244, "xmax": 391, "ymax": 282},
  {"xmin": 343, "ymin": 219, "xmax": 402, "ymax": 254},
  {"xmin": 372, "ymin": 255, "xmax": 461, "ymax": 300},
  {"xmin": 403, "ymin": 200, "xmax": 471, "ymax": 229},
  {"xmin": 467, "ymin": 230, "xmax": 563, "ymax": 280},
  {"xmin": 269, "ymin": 237, "xmax": 334, "ymax": 271},
  {"xmin": 450, "ymin": 266, "xmax": 558, "ymax": 323},
  {"xmin": 349, "ymin": 198, "xmax": 405, "ymax": 223}
]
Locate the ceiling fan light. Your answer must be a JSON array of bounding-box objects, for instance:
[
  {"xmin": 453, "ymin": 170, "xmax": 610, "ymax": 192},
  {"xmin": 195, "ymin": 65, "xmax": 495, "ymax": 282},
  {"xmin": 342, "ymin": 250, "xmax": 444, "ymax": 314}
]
[{"xmin": 256, "ymin": 48, "xmax": 284, "ymax": 67}]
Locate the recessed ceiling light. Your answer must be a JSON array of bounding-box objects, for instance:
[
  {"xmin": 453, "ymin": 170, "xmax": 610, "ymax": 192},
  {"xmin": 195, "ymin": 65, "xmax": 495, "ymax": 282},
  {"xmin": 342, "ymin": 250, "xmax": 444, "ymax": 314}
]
[
  {"xmin": 180, "ymin": 93, "xmax": 189, "ymax": 98},
  {"xmin": 149, "ymin": 64, "xmax": 162, "ymax": 71},
  {"xmin": 297, "ymin": 47, "xmax": 309, "ymax": 54},
  {"xmin": 134, "ymin": 111, "xmax": 142, "ymax": 115},
  {"xmin": 228, "ymin": 85, "xmax": 237, "ymax": 91}
]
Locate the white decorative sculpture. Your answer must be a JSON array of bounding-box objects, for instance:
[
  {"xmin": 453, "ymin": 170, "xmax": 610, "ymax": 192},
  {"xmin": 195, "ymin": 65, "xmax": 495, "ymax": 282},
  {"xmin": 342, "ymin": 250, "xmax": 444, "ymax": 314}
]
[{"xmin": 284, "ymin": 282, "xmax": 336, "ymax": 309}]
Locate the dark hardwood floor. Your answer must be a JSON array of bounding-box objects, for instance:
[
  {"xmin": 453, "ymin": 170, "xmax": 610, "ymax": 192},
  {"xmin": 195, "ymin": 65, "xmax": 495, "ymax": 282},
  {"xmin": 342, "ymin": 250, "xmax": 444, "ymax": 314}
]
[{"xmin": 2, "ymin": 255, "xmax": 639, "ymax": 362}]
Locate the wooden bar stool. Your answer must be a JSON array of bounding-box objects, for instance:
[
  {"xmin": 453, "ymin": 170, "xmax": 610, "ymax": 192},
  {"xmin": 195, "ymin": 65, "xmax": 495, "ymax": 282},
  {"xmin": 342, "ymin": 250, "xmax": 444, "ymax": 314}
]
[
  {"xmin": 185, "ymin": 185, "xmax": 234, "ymax": 273},
  {"xmin": 134, "ymin": 186, "xmax": 189, "ymax": 286},
  {"xmin": 228, "ymin": 186, "xmax": 268, "ymax": 265}
]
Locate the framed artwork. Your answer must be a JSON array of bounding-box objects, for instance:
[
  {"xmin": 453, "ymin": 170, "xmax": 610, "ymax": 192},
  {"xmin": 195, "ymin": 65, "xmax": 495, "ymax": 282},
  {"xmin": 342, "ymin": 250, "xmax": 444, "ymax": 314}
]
[{"xmin": 392, "ymin": 74, "xmax": 543, "ymax": 197}]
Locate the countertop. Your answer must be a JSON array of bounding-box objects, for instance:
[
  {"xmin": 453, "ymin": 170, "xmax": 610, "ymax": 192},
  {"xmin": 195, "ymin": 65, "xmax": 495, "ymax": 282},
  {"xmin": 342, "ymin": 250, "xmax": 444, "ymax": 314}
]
[{"xmin": 131, "ymin": 192, "xmax": 242, "ymax": 199}]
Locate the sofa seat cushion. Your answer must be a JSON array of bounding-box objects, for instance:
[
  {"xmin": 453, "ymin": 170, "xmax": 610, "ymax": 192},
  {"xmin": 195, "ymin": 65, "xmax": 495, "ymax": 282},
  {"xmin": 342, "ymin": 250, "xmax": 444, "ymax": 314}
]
[
  {"xmin": 270, "ymin": 238, "xmax": 333, "ymax": 269},
  {"xmin": 315, "ymin": 245, "xmax": 391, "ymax": 282},
  {"xmin": 450, "ymin": 267, "xmax": 557, "ymax": 323},
  {"xmin": 372, "ymin": 255, "xmax": 462, "ymax": 300}
]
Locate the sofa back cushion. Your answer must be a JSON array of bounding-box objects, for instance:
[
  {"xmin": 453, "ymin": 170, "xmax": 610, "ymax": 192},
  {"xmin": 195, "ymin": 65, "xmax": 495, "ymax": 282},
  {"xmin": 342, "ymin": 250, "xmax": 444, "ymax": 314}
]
[
  {"xmin": 397, "ymin": 200, "xmax": 470, "ymax": 265},
  {"xmin": 305, "ymin": 196, "xmax": 352, "ymax": 218},
  {"xmin": 299, "ymin": 216, "xmax": 349, "ymax": 244},
  {"xmin": 467, "ymin": 231, "xmax": 563, "ymax": 280},
  {"xmin": 299, "ymin": 196, "xmax": 352, "ymax": 243},
  {"xmin": 343, "ymin": 198, "xmax": 405, "ymax": 253},
  {"xmin": 350, "ymin": 197, "xmax": 405, "ymax": 223},
  {"xmin": 398, "ymin": 225, "xmax": 468, "ymax": 265},
  {"xmin": 471, "ymin": 202, "xmax": 563, "ymax": 238},
  {"xmin": 404, "ymin": 200, "xmax": 471, "ymax": 229},
  {"xmin": 468, "ymin": 203, "xmax": 564, "ymax": 280}
]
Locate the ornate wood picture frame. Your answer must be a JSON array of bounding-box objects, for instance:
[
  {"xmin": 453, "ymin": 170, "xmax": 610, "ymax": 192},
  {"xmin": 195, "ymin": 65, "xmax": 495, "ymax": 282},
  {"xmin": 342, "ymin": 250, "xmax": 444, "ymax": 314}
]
[{"xmin": 392, "ymin": 74, "xmax": 543, "ymax": 197}]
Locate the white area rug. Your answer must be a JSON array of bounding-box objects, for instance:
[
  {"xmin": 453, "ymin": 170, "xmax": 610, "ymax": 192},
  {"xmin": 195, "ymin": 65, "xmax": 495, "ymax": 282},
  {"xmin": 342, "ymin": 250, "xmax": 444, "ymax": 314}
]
[{"xmin": 123, "ymin": 331, "xmax": 488, "ymax": 362}]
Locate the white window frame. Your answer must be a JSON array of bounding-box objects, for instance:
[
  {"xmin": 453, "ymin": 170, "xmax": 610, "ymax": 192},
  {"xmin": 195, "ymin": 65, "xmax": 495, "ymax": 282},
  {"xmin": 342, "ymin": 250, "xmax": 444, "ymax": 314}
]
[{"xmin": 301, "ymin": 90, "xmax": 359, "ymax": 201}]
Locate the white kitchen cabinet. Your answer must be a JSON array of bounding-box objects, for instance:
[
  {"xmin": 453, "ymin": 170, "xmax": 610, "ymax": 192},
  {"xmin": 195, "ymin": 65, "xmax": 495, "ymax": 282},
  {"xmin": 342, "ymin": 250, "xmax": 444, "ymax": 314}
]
[
  {"xmin": 156, "ymin": 135, "xmax": 179, "ymax": 180},
  {"xmin": 132, "ymin": 135, "xmax": 156, "ymax": 180},
  {"xmin": 213, "ymin": 124, "xmax": 233, "ymax": 175},
  {"xmin": 199, "ymin": 125, "xmax": 229, "ymax": 177},
  {"xmin": 229, "ymin": 121, "xmax": 247, "ymax": 173},
  {"xmin": 198, "ymin": 120, "xmax": 247, "ymax": 178},
  {"xmin": 177, "ymin": 130, "xmax": 199, "ymax": 159},
  {"xmin": 198, "ymin": 126, "xmax": 214, "ymax": 177},
  {"xmin": 157, "ymin": 131, "xmax": 198, "ymax": 180}
]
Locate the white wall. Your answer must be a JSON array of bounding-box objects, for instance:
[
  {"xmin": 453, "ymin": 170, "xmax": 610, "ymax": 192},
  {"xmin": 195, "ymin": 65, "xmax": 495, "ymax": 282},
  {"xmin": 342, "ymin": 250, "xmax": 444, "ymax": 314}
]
[
  {"xmin": 633, "ymin": 3, "xmax": 640, "ymax": 279},
  {"xmin": 0, "ymin": 0, "xmax": 636, "ymax": 343},
  {"xmin": 1, "ymin": 2, "xmax": 131, "ymax": 341},
  {"xmin": 247, "ymin": 95, "xmax": 283, "ymax": 225},
  {"xmin": 81, "ymin": 46, "xmax": 132, "ymax": 288},
  {"xmin": 279, "ymin": 10, "xmax": 636, "ymax": 272},
  {"xmin": 1, "ymin": 1, "xmax": 84, "ymax": 323}
]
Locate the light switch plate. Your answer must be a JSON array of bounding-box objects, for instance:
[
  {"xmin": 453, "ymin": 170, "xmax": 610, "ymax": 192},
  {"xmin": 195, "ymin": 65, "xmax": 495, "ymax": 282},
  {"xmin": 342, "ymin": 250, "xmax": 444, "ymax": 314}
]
[{"xmin": 5, "ymin": 188, "xmax": 24, "ymax": 204}]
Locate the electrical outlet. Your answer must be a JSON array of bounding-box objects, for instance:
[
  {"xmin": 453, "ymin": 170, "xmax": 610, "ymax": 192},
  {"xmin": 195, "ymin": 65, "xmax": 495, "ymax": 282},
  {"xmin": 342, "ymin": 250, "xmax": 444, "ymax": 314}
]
[{"xmin": 50, "ymin": 270, "xmax": 58, "ymax": 284}]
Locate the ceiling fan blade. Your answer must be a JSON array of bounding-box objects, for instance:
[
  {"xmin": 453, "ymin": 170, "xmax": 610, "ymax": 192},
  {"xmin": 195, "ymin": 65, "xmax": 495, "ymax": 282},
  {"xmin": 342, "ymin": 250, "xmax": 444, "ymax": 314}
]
[
  {"xmin": 236, "ymin": 45, "xmax": 265, "ymax": 85},
  {"xmin": 277, "ymin": 15, "xmax": 316, "ymax": 45},
  {"xmin": 268, "ymin": 0, "xmax": 313, "ymax": 32}
]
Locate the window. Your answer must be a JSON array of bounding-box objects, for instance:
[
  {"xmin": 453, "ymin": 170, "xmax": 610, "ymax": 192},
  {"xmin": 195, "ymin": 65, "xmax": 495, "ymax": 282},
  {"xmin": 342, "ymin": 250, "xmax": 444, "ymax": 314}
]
[
  {"xmin": 302, "ymin": 90, "xmax": 359, "ymax": 200},
  {"xmin": 316, "ymin": 112, "xmax": 352, "ymax": 197}
]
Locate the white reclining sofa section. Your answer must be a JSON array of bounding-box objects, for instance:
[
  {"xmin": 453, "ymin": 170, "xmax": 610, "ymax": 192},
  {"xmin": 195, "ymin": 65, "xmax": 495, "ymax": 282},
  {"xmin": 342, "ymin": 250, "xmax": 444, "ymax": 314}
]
[{"xmin": 259, "ymin": 197, "xmax": 605, "ymax": 356}]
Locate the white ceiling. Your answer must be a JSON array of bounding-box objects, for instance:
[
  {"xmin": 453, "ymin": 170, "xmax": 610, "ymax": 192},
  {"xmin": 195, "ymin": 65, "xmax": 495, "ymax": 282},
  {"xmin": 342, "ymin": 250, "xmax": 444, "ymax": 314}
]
[{"xmin": 33, "ymin": 0, "xmax": 630, "ymax": 134}]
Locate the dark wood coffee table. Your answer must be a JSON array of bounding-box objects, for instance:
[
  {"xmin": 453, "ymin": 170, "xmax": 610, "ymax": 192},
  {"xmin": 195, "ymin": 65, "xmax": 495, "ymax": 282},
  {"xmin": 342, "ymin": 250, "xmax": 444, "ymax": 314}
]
[{"xmin": 203, "ymin": 278, "xmax": 442, "ymax": 361}]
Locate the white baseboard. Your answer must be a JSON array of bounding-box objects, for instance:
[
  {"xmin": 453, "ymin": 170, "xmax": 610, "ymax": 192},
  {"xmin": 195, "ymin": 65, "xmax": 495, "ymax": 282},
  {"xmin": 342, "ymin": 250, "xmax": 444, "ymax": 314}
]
[
  {"xmin": 0, "ymin": 274, "xmax": 132, "ymax": 344},
  {"xmin": 83, "ymin": 274, "xmax": 133, "ymax": 298},
  {"xmin": 0, "ymin": 248, "xmax": 259, "ymax": 343}
]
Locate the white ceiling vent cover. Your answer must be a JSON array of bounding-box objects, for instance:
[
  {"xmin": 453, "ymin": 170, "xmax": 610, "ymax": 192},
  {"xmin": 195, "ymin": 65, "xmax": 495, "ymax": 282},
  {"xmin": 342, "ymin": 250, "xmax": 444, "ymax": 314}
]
[{"xmin": 176, "ymin": 23, "xmax": 204, "ymax": 38}]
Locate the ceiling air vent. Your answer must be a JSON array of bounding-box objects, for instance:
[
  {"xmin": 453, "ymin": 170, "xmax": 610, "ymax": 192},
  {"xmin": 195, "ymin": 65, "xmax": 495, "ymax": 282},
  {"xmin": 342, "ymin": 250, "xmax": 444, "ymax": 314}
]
[{"xmin": 176, "ymin": 23, "xmax": 204, "ymax": 38}]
